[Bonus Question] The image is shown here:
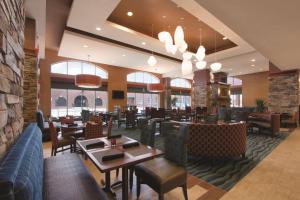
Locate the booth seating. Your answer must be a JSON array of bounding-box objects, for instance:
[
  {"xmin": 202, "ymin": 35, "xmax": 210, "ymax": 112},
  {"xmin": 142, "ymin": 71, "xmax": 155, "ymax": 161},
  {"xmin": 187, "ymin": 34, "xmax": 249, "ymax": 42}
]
[
  {"xmin": 0, "ymin": 123, "xmax": 108, "ymax": 200},
  {"xmin": 248, "ymin": 113, "xmax": 280, "ymax": 135},
  {"xmin": 187, "ymin": 122, "xmax": 247, "ymax": 158}
]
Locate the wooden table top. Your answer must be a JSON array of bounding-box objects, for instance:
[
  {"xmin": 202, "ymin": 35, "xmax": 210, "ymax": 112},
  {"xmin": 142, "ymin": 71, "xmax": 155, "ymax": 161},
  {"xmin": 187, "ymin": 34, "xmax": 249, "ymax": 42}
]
[{"xmin": 77, "ymin": 136, "xmax": 164, "ymax": 173}]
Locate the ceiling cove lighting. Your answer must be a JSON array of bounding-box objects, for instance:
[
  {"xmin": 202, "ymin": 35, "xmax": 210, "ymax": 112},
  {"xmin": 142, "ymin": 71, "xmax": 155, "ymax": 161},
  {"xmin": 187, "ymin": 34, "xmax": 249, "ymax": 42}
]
[
  {"xmin": 147, "ymin": 83, "xmax": 164, "ymax": 92},
  {"xmin": 75, "ymin": 55, "xmax": 102, "ymax": 88}
]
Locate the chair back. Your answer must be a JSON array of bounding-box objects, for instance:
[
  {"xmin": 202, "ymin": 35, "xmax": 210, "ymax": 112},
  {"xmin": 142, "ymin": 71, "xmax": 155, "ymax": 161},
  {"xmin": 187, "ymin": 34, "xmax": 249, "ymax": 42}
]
[
  {"xmin": 36, "ymin": 110, "xmax": 45, "ymax": 130},
  {"xmin": 49, "ymin": 122, "xmax": 58, "ymax": 147},
  {"xmin": 126, "ymin": 110, "xmax": 136, "ymax": 124},
  {"xmin": 164, "ymin": 124, "xmax": 188, "ymax": 167},
  {"xmin": 89, "ymin": 115, "xmax": 102, "ymax": 124},
  {"xmin": 139, "ymin": 118, "xmax": 156, "ymax": 147},
  {"xmin": 59, "ymin": 116, "xmax": 74, "ymax": 124},
  {"xmin": 81, "ymin": 109, "xmax": 91, "ymax": 123},
  {"xmin": 85, "ymin": 122, "xmax": 103, "ymax": 139},
  {"xmin": 185, "ymin": 106, "xmax": 192, "ymax": 113},
  {"xmin": 145, "ymin": 107, "xmax": 151, "ymax": 117},
  {"xmin": 107, "ymin": 117, "xmax": 113, "ymax": 137}
]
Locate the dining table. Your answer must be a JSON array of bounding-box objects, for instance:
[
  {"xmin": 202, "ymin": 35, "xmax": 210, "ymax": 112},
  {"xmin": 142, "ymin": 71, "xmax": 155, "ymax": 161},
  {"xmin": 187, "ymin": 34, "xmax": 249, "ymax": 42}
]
[{"xmin": 77, "ymin": 136, "xmax": 164, "ymax": 200}]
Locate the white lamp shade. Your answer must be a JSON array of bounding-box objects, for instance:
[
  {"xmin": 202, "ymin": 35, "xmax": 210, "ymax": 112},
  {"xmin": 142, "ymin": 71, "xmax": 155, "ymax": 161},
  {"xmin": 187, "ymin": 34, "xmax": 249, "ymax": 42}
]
[
  {"xmin": 197, "ymin": 45, "xmax": 206, "ymax": 54},
  {"xmin": 178, "ymin": 40, "xmax": 188, "ymax": 53},
  {"xmin": 158, "ymin": 31, "xmax": 172, "ymax": 44},
  {"xmin": 196, "ymin": 61, "xmax": 207, "ymax": 69},
  {"xmin": 174, "ymin": 26, "xmax": 184, "ymax": 47},
  {"xmin": 170, "ymin": 44, "xmax": 177, "ymax": 54},
  {"xmin": 181, "ymin": 60, "xmax": 193, "ymax": 75},
  {"xmin": 196, "ymin": 51, "xmax": 205, "ymax": 61},
  {"xmin": 210, "ymin": 62, "xmax": 222, "ymax": 71},
  {"xmin": 147, "ymin": 55, "xmax": 157, "ymax": 66},
  {"xmin": 183, "ymin": 52, "xmax": 193, "ymax": 60}
]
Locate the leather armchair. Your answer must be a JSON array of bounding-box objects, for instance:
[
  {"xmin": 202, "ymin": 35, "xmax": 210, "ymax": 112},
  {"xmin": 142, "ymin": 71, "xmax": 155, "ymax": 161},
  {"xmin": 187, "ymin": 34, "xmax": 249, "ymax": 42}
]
[{"xmin": 135, "ymin": 125, "xmax": 189, "ymax": 200}]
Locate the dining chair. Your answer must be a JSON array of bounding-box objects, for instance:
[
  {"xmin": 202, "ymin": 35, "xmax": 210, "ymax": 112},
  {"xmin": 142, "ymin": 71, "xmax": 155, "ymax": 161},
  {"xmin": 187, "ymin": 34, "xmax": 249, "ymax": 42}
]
[
  {"xmin": 125, "ymin": 110, "xmax": 137, "ymax": 128},
  {"xmin": 89, "ymin": 115, "xmax": 102, "ymax": 124},
  {"xmin": 135, "ymin": 124, "xmax": 189, "ymax": 200},
  {"xmin": 49, "ymin": 121, "xmax": 75, "ymax": 156},
  {"xmin": 85, "ymin": 121, "xmax": 103, "ymax": 139}
]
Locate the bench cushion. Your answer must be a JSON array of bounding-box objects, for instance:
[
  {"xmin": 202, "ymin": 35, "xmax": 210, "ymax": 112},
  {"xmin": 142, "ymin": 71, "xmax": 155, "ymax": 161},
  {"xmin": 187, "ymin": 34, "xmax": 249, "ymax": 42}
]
[
  {"xmin": 0, "ymin": 123, "xmax": 43, "ymax": 200},
  {"xmin": 43, "ymin": 154, "xmax": 108, "ymax": 200}
]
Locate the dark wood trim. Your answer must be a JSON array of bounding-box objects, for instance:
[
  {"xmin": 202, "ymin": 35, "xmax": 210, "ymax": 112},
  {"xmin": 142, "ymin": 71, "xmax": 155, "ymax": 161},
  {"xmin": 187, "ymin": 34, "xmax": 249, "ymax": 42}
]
[
  {"xmin": 269, "ymin": 69, "xmax": 299, "ymax": 76},
  {"xmin": 65, "ymin": 26, "xmax": 182, "ymax": 63}
]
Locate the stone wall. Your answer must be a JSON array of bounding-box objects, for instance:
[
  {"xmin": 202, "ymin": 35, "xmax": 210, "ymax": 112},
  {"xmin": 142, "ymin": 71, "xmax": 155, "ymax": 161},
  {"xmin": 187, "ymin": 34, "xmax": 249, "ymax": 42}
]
[
  {"xmin": 0, "ymin": 0, "xmax": 25, "ymax": 159},
  {"xmin": 192, "ymin": 69, "xmax": 211, "ymax": 108},
  {"xmin": 269, "ymin": 70, "xmax": 299, "ymax": 114},
  {"xmin": 23, "ymin": 52, "xmax": 38, "ymax": 124}
]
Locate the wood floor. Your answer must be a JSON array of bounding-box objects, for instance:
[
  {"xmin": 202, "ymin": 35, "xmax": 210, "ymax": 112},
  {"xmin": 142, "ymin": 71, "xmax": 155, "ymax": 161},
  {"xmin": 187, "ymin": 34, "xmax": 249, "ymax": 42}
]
[{"xmin": 43, "ymin": 142, "xmax": 225, "ymax": 200}]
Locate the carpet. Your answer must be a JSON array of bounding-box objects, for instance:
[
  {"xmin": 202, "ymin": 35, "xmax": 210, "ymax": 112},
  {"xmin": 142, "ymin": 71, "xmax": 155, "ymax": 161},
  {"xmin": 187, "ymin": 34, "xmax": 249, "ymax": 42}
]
[{"xmin": 112, "ymin": 126, "xmax": 290, "ymax": 191}]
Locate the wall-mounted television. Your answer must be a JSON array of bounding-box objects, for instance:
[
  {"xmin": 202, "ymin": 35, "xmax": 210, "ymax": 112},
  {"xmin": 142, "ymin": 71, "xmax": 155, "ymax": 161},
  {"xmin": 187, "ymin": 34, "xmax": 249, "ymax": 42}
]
[{"xmin": 112, "ymin": 90, "xmax": 124, "ymax": 99}]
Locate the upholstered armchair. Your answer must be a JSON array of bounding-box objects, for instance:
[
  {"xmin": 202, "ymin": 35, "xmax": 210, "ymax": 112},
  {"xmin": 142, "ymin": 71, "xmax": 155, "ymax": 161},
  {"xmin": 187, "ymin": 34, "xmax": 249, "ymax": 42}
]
[
  {"xmin": 139, "ymin": 118, "xmax": 156, "ymax": 148},
  {"xmin": 135, "ymin": 125, "xmax": 189, "ymax": 200}
]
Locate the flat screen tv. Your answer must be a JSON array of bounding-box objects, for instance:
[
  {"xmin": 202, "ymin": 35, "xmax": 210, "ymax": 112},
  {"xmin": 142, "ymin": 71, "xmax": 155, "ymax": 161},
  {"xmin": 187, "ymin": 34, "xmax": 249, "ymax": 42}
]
[{"xmin": 112, "ymin": 90, "xmax": 124, "ymax": 99}]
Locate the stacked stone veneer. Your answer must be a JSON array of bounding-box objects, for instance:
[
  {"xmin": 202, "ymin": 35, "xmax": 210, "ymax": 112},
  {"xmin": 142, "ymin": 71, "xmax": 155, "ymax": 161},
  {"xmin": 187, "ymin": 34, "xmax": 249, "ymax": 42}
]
[
  {"xmin": 0, "ymin": 0, "xmax": 25, "ymax": 159},
  {"xmin": 23, "ymin": 53, "xmax": 38, "ymax": 124},
  {"xmin": 192, "ymin": 69, "xmax": 211, "ymax": 108},
  {"xmin": 269, "ymin": 71, "xmax": 299, "ymax": 114}
]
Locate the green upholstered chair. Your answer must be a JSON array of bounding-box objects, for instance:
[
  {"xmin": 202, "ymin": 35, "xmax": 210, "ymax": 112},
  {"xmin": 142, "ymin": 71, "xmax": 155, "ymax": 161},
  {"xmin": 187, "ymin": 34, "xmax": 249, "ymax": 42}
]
[{"xmin": 135, "ymin": 124, "xmax": 189, "ymax": 200}]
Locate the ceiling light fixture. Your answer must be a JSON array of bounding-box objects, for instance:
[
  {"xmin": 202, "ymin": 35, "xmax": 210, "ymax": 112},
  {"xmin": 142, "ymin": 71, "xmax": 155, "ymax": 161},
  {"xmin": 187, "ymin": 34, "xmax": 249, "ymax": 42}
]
[
  {"xmin": 148, "ymin": 24, "xmax": 157, "ymax": 66},
  {"xmin": 210, "ymin": 31, "xmax": 222, "ymax": 72},
  {"xmin": 75, "ymin": 55, "xmax": 101, "ymax": 88},
  {"xmin": 141, "ymin": 42, "xmax": 146, "ymax": 45},
  {"xmin": 251, "ymin": 64, "xmax": 255, "ymax": 67},
  {"xmin": 127, "ymin": 11, "xmax": 133, "ymax": 16},
  {"xmin": 196, "ymin": 60, "xmax": 207, "ymax": 70},
  {"xmin": 96, "ymin": 27, "xmax": 101, "ymax": 31},
  {"xmin": 223, "ymin": 36, "xmax": 228, "ymax": 40},
  {"xmin": 122, "ymin": 54, "xmax": 126, "ymax": 57},
  {"xmin": 251, "ymin": 59, "xmax": 256, "ymax": 62},
  {"xmin": 83, "ymin": 45, "xmax": 88, "ymax": 48}
]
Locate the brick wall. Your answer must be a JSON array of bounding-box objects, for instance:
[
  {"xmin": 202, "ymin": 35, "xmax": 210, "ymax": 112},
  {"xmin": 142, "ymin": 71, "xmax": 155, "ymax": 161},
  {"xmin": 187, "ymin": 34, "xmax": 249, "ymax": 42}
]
[{"xmin": 0, "ymin": 0, "xmax": 25, "ymax": 159}]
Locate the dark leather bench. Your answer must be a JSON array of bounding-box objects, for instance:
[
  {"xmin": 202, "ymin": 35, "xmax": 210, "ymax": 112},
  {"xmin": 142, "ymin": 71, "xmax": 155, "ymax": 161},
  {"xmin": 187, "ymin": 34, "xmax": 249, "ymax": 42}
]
[{"xmin": 0, "ymin": 123, "xmax": 108, "ymax": 200}]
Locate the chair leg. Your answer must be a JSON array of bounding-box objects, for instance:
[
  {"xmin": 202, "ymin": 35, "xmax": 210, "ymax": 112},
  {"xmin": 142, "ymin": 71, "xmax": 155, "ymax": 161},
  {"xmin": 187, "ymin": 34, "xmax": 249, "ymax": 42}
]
[
  {"xmin": 54, "ymin": 148, "xmax": 57, "ymax": 156},
  {"xmin": 51, "ymin": 147, "xmax": 54, "ymax": 156},
  {"xmin": 158, "ymin": 192, "xmax": 164, "ymax": 200},
  {"xmin": 182, "ymin": 183, "xmax": 188, "ymax": 200},
  {"xmin": 129, "ymin": 168, "xmax": 134, "ymax": 190},
  {"xmin": 137, "ymin": 176, "xmax": 141, "ymax": 199}
]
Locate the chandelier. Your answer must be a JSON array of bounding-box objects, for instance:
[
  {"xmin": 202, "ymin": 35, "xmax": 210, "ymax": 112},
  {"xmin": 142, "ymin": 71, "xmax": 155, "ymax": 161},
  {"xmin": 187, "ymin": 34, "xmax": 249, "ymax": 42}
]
[{"xmin": 210, "ymin": 31, "xmax": 222, "ymax": 72}]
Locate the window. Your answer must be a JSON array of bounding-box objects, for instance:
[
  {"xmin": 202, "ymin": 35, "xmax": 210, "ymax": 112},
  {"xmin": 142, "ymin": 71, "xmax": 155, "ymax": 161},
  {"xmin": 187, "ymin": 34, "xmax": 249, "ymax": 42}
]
[
  {"xmin": 170, "ymin": 78, "xmax": 191, "ymax": 88},
  {"xmin": 127, "ymin": 72, "xmax": 159, "ymax": 84},
  {"xmin": 227, "ymin": 77, "xmax": 242, "ymax": 86},
  {"xmin": 51, "ymin": 89, "xmax": 108, "ymax": 117},
  {"xmin": 230, "ymin": 94, "xmax": 243, "ymax": 107},
  {"xmin": 51, "ymin": 61, "xmax": 108, "ymax": 79},
  {"xmin": 171, "ymin": 95, "xmax": 191, "ymax": 109},
  {"xmin": 127, "ymin": 92, "xmax": 160, "ymax": 112}
]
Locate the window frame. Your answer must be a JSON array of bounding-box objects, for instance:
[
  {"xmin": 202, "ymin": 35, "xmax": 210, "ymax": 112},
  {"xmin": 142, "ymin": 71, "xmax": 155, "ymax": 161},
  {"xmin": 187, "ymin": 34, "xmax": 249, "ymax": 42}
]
[
  {"xmin": 170, "ymin": 78, "xmax": 191, "ymax": 89},
  {"xmin": 127, "ymin": 72, "xmax": 160, "ymax": 84}
]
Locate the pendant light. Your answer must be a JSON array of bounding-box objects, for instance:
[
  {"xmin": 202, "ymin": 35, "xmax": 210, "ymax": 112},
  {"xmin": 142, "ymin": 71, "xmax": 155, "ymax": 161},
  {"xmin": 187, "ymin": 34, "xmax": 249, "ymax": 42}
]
[
  {"xmin": 148, "ymin": 24, "xmax": 157, "ymax": 66},
  {"xmin": 210, "ymin": 31, "xmax": 222, "ymax": 72},
  {"xmin": 75, "ymin": 55, "xmax": 102, "ymax": 88},
  {"xmin": 196, "ymin": 60, "xmax": 207, "ymax": 70},
  {"xmin": 182, "ymin": 60, "xmax": 193, "ymax": 75},
  {"xmin": 147, "ymin": 83, "xmax": 164, "ymax": 92},
  {"xmin": 196, "ymin": 29, "xmax": 206, "ymax": 61}
]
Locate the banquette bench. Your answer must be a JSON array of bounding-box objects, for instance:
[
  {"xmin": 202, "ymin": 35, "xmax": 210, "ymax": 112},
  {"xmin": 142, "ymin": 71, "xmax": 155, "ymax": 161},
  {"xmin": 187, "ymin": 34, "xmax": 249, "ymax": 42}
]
[{"xmin": 0, "ymin": 123, "xmax": 108, "ymax": 200}]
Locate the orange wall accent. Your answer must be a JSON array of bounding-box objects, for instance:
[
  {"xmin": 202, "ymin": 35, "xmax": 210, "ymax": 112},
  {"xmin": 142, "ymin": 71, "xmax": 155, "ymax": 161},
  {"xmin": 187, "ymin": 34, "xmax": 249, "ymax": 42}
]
[
  {"xmin": 237, "ymin": 72, "xmax": 269, "ymax": 107},
  {"xmin": 39, "ymin": 49, "xmax": 163, "ymax": 116}
]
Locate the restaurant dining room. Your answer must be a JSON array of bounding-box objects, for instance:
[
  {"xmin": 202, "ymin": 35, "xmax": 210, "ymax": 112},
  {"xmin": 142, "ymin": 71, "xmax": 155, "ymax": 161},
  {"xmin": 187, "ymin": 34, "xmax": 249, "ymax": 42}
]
[{"xmin": 1, "ymin": 0, "xmax": 300, "ymax": 200}]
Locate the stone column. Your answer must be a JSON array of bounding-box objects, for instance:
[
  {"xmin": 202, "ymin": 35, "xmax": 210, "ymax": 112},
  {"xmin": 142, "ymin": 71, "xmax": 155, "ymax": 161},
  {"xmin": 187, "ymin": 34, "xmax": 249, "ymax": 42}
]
[
  {"xmin": 163, "ymin": 78, "xmax": 171, "ymax": 109},
  {"xmin": 0, "ymin": 0, "xmax": 25, "ymax": 159},
  {"xmin": 192, "ymin": 69, "xmax": 211, "ymax": 108},
  {"xmin": 269, "ymin": 70, "xmax": 299, "ymax": 114}
]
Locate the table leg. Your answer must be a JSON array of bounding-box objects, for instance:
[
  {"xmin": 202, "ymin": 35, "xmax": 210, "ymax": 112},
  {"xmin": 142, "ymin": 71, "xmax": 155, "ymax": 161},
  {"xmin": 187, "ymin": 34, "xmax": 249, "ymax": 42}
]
[
  {"xmin": 102, "ymin": 172, "xmax": 116, "ymax": 197},
  {"xmin": 122, "ymin": 166, "xmax": 129, "ymax": 200}
]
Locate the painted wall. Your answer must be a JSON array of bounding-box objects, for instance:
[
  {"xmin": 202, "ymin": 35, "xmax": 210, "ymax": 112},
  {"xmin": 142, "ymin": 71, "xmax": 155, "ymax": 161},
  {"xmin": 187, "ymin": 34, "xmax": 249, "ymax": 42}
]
[
  {"xmin": 39, "ymin": 49, "xmax": 163, "ymax": 116},
  {"xmin": 237, "ymin": 72, "xmax": 269, "ymax": 107}
]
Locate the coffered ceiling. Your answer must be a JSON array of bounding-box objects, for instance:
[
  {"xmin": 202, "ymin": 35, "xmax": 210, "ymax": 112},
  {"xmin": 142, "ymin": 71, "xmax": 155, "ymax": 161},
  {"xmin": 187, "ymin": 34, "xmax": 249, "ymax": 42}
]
[
  {"xmin": 58, "ymin": 0, "xmax": 271, "ymax": 78},
  {"xmin": 107, "ymin": 0, "xmax": 236, "ymax": 54}
]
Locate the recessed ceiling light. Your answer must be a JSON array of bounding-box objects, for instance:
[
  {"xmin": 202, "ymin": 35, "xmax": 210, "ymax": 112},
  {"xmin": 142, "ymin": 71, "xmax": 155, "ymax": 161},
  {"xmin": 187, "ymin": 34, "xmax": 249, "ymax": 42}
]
[
  {"xmin": 162, "ymin": 15, "xmax": 166, "ymax": 18},
  {"xmin": 122, "ymin": 54, "xmax": 126, "ymax": 57},
  {"xmin": 127, "ymin": 11, "xmax": 133, "ymax": 16},
  {"xmin": 83, "ymin": 45, "xmax": 88, "ymax": 48},
  {"xmin": 251, "ymin": 64, "xmax": 255, "ymax": 67},
  {"xmin": 180, "ymin": 17, "xmax": 184, "ymax": 20},
  {"xmin": 141, "ymin": 42, "xmax": 146, "ymax": 45},
  {"xmin": 223, "ymin": 36, "xmax": 228, "ymax": 40},
  {"xmin": 251, "ymin": 59, "xmax": 256, "ymax": 62},
  {"xmin": 96, "ymin": 27, "xmax": 101, "ymax": 31}
]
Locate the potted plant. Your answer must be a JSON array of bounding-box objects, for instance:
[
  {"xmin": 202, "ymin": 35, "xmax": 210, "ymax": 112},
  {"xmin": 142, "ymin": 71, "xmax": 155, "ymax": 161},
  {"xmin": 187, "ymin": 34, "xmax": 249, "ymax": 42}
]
[{"xmin": 255, "ymin": 99, "xmax": 266, "ymax": 113}]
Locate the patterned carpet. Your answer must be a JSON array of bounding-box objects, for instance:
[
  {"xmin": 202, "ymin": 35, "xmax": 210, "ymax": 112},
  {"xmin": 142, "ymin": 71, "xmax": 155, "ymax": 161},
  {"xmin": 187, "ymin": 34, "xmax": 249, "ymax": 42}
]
[{"xmin": 113, "ymin": 126, "xmax": 290, "ymax": 191}]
